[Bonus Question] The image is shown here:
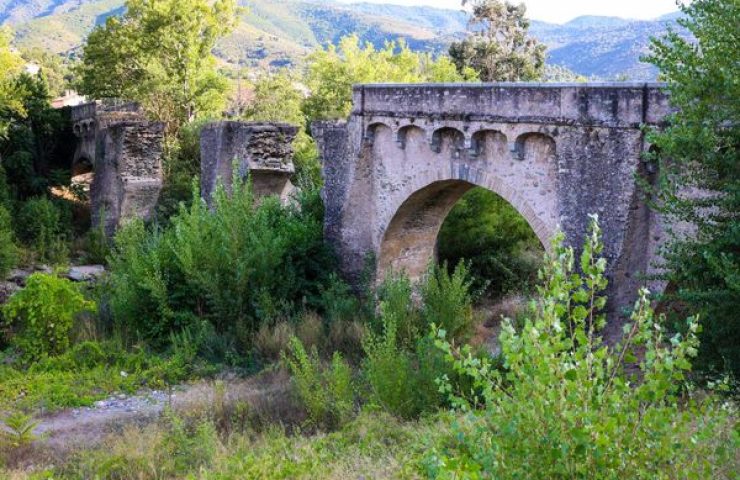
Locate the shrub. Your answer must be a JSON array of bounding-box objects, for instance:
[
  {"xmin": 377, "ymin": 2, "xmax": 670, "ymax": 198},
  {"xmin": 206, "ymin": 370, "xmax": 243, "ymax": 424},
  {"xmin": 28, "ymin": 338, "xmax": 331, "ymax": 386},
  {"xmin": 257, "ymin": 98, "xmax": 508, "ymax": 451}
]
[
  {"xmin": 421, "ymin": 262, "xmax": 475, "ymax": 343},
  {"xmin": 320, "ymin": 273, "xmax": 362, "ymax": 325},
  {"xmin": 284, "ymin": 336, "xmax": 354, "ymax": 429},
  {"xmin": 430, "ymin": 217, "xmax": 738, "ymax": 479},
  {"xmin": 2, "ymin": 273, "xmax": 95, "ymax": 361},
  {"xmin": 328, "ymin": 319, "xmax": 365, "ymax": 362},
  {"xmin": 0, "ymin": 411, "xmax": 37, "ymax": 448},
  {"xmin": 15, "ymin": 196, "xmax": 68, "ymax": 264},
  {"xmin": 107, "ymin": 178, "xmax": 334, "ymax": 350},
  {"xmin": 295, "ymin": 310, "xmax": 324, "ymax": 353},
  {"xmin": 362, "ymin": 306, "xmax": 417, "ymax": 418},
  {"xmin": 373, "ymin": 272, "xmax": 422, "ymax": 350},
  {"xmin": 0, "ymin": 205, "xmax": 17, "ymax": 278},
  {"xmin": 254, "ymin": 321, "xmax": 294, "ymax": 362},
  {"xmin": 83, "ymin": 215, "xmax": 110, "ymax": 265}
]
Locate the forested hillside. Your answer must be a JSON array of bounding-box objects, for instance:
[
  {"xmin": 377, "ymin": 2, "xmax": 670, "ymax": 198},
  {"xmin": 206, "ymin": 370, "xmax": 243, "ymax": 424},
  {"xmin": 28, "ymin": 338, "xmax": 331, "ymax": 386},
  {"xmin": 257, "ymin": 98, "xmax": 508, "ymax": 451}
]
[{"xmin": 1, "ymin": 0, "xmax": 685, "ymax": 79}]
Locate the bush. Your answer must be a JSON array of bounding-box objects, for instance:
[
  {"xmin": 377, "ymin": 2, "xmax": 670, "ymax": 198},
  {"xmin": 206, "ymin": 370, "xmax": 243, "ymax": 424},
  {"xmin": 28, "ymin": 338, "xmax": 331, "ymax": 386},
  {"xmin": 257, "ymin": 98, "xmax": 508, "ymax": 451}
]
[
  {"xmin": 107, "ymin": 178, "xmax": 335, "ymax": 351},
  {"xmin": 15, "ymin": 196, "xmax": 68, "ymax": 264},
  {"xmin": 253, "ymin": 321, "xmax": 294, "ymax": 362},
  {"xmin": 0, "ymin": 205, "xmax": 17, "ymax": 278},
  {"xmin": 82, "ymin": 215, "xmax": 110, "ymax": 265},
  {"xmin": 362, "ymin": 309, "xmax": 415, "ymax": 418},
  {"xmin": 373, "ymin": 272, "xmax": 422, "ymax": 350},
  {"xmin": 421, "ymin": 262, "xmax": 475, "ymax": 343},
  {"xmin": 2, "ymin": 273, "xmax": 95, "ymax": 361},
  {"xmin": 430, "ymin": 217, "xmax": 738, "ymax": 478},
  {"xmin": 284, "ymin": 336, "xmax": 354, "ymax": 429},
  {"xmin": 328, "ymin": 319, "xmax": 365, "ymax": 362},
  {"xmin": 294, "ymin": 310, "xmax": 324, "ymax": 354}
]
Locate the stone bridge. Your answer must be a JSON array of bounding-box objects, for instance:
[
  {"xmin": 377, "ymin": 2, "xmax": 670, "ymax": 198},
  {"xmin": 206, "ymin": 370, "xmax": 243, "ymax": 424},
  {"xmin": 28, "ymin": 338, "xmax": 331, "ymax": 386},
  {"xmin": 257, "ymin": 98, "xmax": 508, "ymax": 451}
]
[
  {"xmin": 70, "ymin": 100, "xmax": 144, "ymax": 177},
  {"xmin": 69, "ymin": 101, "xmax": 164, "ymax": 234},
  {"xmin": 313, "ymin": 83, "xmax": 672, "ymax": 333}
]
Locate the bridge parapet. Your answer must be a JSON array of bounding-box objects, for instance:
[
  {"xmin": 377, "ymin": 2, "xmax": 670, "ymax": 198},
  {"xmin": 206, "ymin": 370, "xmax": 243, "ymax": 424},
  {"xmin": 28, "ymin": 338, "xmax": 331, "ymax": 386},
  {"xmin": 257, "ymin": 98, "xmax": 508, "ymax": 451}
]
[{"xmin": 353, "ymin": 83, "xmax": 671, "ymax": 128}]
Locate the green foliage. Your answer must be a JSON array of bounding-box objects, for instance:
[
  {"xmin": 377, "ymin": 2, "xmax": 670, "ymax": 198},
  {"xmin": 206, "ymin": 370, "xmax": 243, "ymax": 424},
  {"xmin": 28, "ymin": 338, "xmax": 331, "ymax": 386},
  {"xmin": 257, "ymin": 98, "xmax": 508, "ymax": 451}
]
[
  {"xmin": 284, "ymin": 336, "xmax": 354, "ymax": 429},
  {"xmin": 0, "ymin": 205, "xmax": 18, "ymax": 279},
  {"xmin": 430, "ymin": 217, "xmax": 738, "ymax": 478},
  {"xmin": 15, "ymin": 196, "xmax": 68, "ymax": 264},
  {"xmin": 0, "ymin": 73, "xmax": 70, "ymax": 201},
  {"xmin": 373, "ymin": 272, "xmax": 422, "ymax": 350},
  {"xmin": 362, "ymin": 285, "xmax": 450, "ymax": 418},
  {"xmin": 303, "ymin": 34, "xmax": 477, "ymax": 120},
  {"xmin": 0, "ymin": 340, "xmax": 200, "ymax": 412},
  {"xmin": 438, "ymin": 187, "xmax": 543, "ymax": 298},
  {"xmin": 70, "ymin": 411, "xmax": 218, "ymax": 479},
  {"xmin": 421, "ymin": 262, "xmax": 475, "ymax": 343},
  {"xmin": 450, "ymin": 0, "xmax": 546, "ymax": 81},
  {"xmin": 19, "ymin": 47, "xmax": 73, "ymax": 98},
  {"xmin": 82, "ymin": 215, "xmax": 110, "ymax": 265},
  {"xmin": 0, "ymin": 26, "xmax": 25, "ymax": 140},
  {"xmin": 107, "ymin": 178, "xmax": 334, "ymax": 351},
  {"xmin": 243, "ymin": 71, "xmax": 322, "ymax": 187},
  {"xmin": 362, "ymin": 310, "xmax": 416, "ymax": 418},
  {"xmin": 359, "ymin": 266, "xmax": 478, "ymax": 418},
  {"xmin": 645, "ymin": 0, "xmax": 739, "ymax": 379},
  {"xmin": 26, "ymin": 409, "xmax": 440, "ymax": 479},
  {"xmin": 0, "ymin": 411, "xmax": 37, "ymax": 449},
  {"xmin": 156, "ymin": 119, "xmax": 211, "ymax": 222},
  {"xmin": 76, "ymin": 0, "xmax": 237, "ymax": 134},
  {"xmin": 2, "ymin": 273, "xmax": 95, "ymax": 361}
]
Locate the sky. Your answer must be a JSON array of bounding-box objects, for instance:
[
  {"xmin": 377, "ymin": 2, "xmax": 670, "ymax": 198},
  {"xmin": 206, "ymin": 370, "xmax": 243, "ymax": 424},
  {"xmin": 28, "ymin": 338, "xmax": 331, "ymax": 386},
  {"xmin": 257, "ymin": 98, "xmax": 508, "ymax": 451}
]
[{"xmin": 336, "ymin": 0, "xmax": 685, "ymax": 24}]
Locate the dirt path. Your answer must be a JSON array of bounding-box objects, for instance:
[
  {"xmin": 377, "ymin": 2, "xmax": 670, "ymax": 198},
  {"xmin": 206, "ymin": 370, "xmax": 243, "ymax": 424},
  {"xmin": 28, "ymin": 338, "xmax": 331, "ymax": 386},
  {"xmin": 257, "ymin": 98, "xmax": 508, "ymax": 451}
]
[{"xmin": 28, "ymin": 371, "xmax": 291, "ymax": 457}]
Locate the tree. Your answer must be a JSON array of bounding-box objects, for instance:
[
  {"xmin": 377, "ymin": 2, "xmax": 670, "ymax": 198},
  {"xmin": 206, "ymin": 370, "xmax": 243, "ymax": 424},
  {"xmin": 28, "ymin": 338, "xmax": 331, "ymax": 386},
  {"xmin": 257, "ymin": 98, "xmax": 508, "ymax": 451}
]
[
  {"xmin": 303, "ymin": 35, "xmax": 477, "ymax": 120},
  {"xmin": 0, "ymin": 27, "xmax": 25, "ymax": 140},
  {"xmin": 645, "ymin": 0, "xmax": 739, "ymax": 378},
  {"xmin": 0, "ymin": 73, "xmax": 68, "ymax": 201},
  {"xmin": 75, "ymin": 0, "xmax": 237, "ymax": 135},
  {"xmin": 20, "ymin": 48, "xmax": 73, "ymax": 98},
  {"xmin": 243, "ymin": 71, "xmax": 321, "ymax": 186},
  {"xmin": 449, "ymin": 0, "xmax": 545, "ymax": 81}
]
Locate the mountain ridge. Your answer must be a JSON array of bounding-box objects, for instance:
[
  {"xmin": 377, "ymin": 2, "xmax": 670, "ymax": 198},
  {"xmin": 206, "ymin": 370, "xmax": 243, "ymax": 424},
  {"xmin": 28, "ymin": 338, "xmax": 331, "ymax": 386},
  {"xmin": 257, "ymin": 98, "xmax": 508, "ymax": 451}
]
[{"xmin": 1, "ymin": 0, "xmax": 687, "ymax": 80}]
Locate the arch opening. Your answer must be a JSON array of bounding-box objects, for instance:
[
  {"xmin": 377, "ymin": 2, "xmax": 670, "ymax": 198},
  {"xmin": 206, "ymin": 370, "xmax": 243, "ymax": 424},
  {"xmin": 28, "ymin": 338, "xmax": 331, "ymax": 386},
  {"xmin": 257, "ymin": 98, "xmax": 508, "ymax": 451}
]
[{"xmin": 378, "ymin": 180, "xmax": 547, "ymax": 302}]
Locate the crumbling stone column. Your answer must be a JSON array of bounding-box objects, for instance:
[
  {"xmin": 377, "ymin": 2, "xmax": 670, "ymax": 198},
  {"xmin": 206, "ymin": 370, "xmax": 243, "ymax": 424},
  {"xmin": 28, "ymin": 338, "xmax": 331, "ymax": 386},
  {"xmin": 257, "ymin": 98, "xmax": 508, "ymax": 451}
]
[
  {"xmin": 91, "ymin": 121, "xmax": 165, "ymax": 235},
  {"xmin": 200, "ymin": 121, "xmax": 297, "ymax": 205}
]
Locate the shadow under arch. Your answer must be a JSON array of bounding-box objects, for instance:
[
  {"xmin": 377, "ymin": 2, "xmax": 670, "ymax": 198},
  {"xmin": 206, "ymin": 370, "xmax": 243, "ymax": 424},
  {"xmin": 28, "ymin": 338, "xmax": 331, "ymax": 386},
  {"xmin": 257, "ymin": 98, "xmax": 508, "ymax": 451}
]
[{"xmin": 378, "ymin": 175, "xmax": 555, "ymax": 282}]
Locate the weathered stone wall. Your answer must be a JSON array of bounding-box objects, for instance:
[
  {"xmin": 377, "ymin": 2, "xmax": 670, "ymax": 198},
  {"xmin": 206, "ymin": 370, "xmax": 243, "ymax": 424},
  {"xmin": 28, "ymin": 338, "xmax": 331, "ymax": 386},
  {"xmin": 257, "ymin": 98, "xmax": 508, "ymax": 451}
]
[
  {"xmin": 200, "ymin": 121, "xmax": 297, "ymax": 204},
  {"xmin": 91, "ymin": 122, "xmax": 165, "ymax": 235},
  {"xmin": 314, "ymin": 82, "xmax": 672, "ymax": 340},
  {"xmin": 70, "ymin": 101, "xmax": 144, "ymax": 176}
]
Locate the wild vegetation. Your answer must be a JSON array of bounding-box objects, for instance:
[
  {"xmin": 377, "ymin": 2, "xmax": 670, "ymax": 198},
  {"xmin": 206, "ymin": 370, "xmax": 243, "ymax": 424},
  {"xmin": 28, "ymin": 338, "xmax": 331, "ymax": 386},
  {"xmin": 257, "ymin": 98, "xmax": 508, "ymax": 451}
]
[
  {"xmin": 0, "ymin": 0, "xmax": 737, "ymax": 477},
  {"xmin": 645, "ymin": 0, "xmax": 739, "ymax": 381}
]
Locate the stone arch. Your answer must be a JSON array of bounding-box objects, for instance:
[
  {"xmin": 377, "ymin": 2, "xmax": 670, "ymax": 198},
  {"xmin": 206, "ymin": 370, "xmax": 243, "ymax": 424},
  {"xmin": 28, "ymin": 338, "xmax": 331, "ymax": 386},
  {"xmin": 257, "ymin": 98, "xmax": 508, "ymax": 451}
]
[
  {"xmin": 470, "ymin": 129, "xmax": 508, "ymax": 158},
  {"xmin": 396, "ymin": 124, "xmax": 425, "ymax": 149},
  {"xmin": 364, "ymin": 122, "xmax": 392, "ymax": 144},
  {"xmin": 513, "ymin": 132, "xmax": 556, "ymax": 162},
  {"xmin": 377, "ymin": 170, "xmax": 556, "ymax": 281},
  {"xmin": 431, "ymin": 127, "xmax": 465, "ymax": 157},
  {"xmin": 72, "ymin": 154, "xmax": 94, "ymax": 177}
]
